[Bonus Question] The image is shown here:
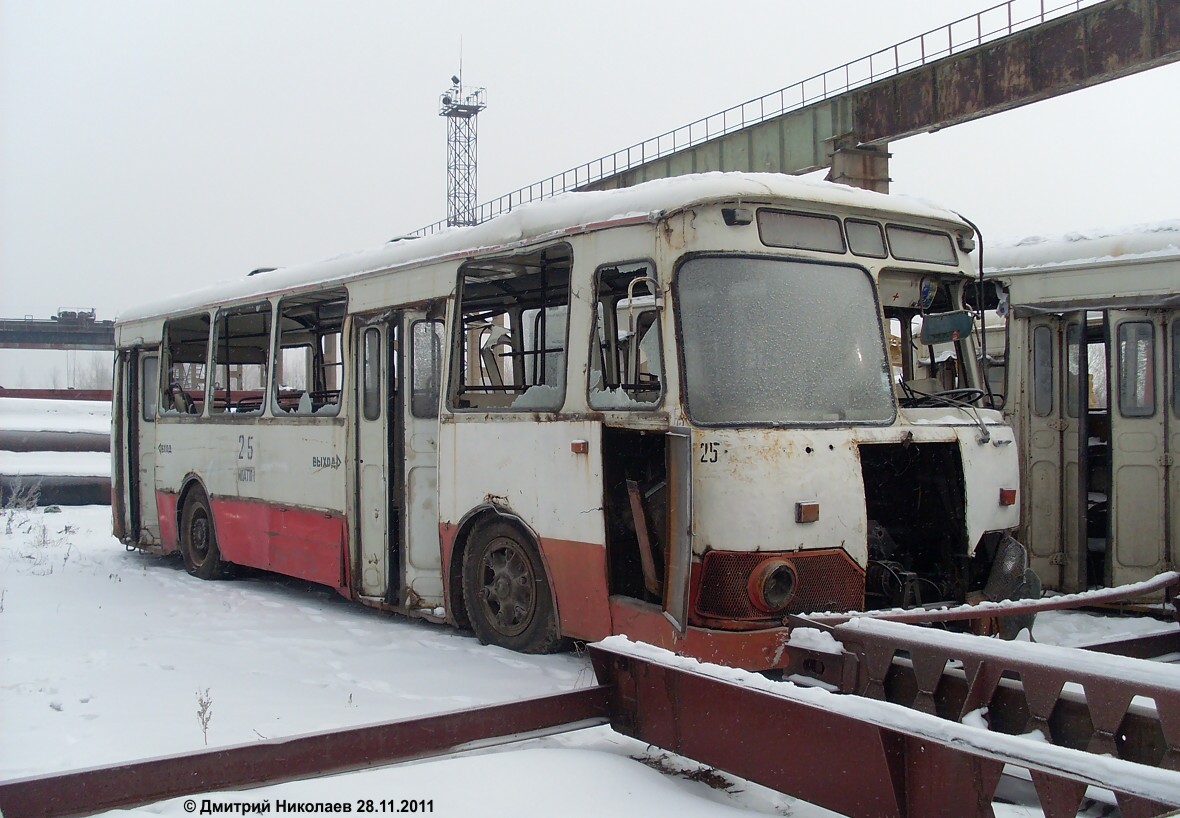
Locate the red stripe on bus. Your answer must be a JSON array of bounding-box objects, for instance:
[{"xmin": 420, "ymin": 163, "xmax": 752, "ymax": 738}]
[
  {"xmin": 210, "ymin": 497, "xmax": 348, "ymax": 592},
  {"xmin": 536, "ymin": 536, "xmax": 612, "ymax": 642},
  {"xmin": 267, "ymin": 504, "xmax": 347, "ymax": 592},
  {"xmin": 210, "ymin": 496, "xmax": 271, "ymax": 568},
  {"xmin": 158, "ymin": 491, "xmax": 347, "ymax": 592},
  {"xmin": 156, "ymin": 491, "xmax": 179, "ymax": 552},
  {"xmin": 440, "ymin": 522, "xmax": 612, "ymax": 640}
]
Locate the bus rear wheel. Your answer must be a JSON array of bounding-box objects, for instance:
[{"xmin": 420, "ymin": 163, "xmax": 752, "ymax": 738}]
[
  {"xmin": 462, "ymin": 521, "xmax": 563, "ymax": 654},
  {"xmin": 180, "ymin": 487, "xmax": 227, "ymax": 580}
]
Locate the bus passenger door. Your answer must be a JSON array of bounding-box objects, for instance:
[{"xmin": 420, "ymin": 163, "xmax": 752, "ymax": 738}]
[
  {"xmin": 355, "ymin": 321, "xmax": 393, "ymax": 599},
  {"xmin": 1171, "ymin": 315, "xmax": 1179, "ymax": 579},
  {"xmin": 1022, "ymin": 316, "xmax": 1066, "ymax": 588},
  {"xmin": 1059, "ymin": 318, "xmax": 1093, "ymax": 592},
  {"xmin": 121, "ymin": 349, "xmax": 161, "ymax": 544},
  {"xmin": 663, "ymin": 428, "xmax": 693, "ymax": 634},
  {"xmin": 1107, "ymin": 311, "xmax": 1169, "ymax": 586},
  {"xmin": 401, "ymin": 313, "xmax": 444, "ymax": 608},
  {"xmin": 137, "ymin": 351, "xmax": 160, "ymax": 543}
]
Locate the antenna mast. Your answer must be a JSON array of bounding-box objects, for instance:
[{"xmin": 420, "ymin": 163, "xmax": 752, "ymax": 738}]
[{"xmin": 439, "ymin": 69, "xmax": 487, "ymax": 227}]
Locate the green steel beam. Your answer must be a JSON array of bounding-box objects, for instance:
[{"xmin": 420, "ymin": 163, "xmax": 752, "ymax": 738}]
[{"xmin": 583, "ymin": 0, "xmax": 1180, "ymax": 191}]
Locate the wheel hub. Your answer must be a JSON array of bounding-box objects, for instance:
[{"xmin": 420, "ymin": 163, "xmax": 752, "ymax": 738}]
[
  {"xmin": 190, "ymin": 514, "xmax": 209, "ymax": 560},
  {"xmin": 478, "ymin": 538, "xmax": 534, "ymax": 637}
]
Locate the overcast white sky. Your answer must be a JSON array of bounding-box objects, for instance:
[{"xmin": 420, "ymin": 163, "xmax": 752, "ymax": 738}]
[{"xmin": 2, "ymin": 0, "xmax": 1178, "ymax": 385}]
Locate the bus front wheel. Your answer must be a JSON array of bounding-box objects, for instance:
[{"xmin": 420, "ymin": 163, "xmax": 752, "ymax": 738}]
[
  {"xmin": 462, "ymin": 521, "xmax": 563, "ymax": 654},
  {"xmin": 180, "ymin": 487, "xmax": 227, "ymax": 580}
]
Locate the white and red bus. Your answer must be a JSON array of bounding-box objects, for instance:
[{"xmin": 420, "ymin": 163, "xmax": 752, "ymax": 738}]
[{"xmin": 112, "ymin": 172, "xmax": 1029, "ymax": 668}]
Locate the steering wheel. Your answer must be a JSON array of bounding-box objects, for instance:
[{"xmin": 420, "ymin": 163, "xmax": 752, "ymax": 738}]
[{"xmin": 915, "ymin": 387, "xmax": 986, "ymax": 407}]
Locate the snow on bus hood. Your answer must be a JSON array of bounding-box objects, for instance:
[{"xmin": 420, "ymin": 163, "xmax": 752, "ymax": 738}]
[
  {"xmin": 118, "ymin": 172, "xmax": 966, "ymax": 324},
  {"xmin": 902, "ymin": 407, "xmax": 1006, "ymax": 425}
]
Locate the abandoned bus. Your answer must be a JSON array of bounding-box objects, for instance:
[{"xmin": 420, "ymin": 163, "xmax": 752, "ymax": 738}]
[
  {"xmin": 112, "ymin": 172, "xmax": 1031, "ymax": 669},
  {"xmin": 984, "ymin": 223, "xmax": 1179, "ymax": 595}
]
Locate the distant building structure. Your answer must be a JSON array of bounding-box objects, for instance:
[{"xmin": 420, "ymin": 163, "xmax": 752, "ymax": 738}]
[{"xmin": 439, "ymin": 74, "xmax": 487, "ymax": 227}]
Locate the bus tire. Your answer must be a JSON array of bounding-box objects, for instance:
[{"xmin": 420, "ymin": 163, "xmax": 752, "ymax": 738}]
[
  {"xmin": 180, "ymin": 487, "xmax": 227, "ymax": 580},
  {"xmin": 462, "ymin": 521, "xmax": 563, "ymax": 654}
]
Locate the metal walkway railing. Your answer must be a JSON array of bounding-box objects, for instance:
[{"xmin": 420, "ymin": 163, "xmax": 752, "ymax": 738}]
[{"xmin": 410, "ymin": 0, "xmax": 1099, "ymax": 237}]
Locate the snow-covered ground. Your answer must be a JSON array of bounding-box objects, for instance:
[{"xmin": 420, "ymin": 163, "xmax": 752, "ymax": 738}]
[
  {"xmin": 1, "ymin": 505, "xmax": 1176, "ymax": 817},
  {"xmin": 0, "ymin": 397, "xmax": 111, "ymax": 480},
  {"xmin": 0, "ymin": 505, "xmax": 821, "ymax": 817},
  {"xmin": 0, "ymin": 399, "xmax": 110, "ymax": 436}
]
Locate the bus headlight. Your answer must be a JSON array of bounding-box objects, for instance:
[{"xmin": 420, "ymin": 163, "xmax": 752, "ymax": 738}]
[{"xmin": 747, "ymin": 559, "xmax": 798, "ymax": 613}]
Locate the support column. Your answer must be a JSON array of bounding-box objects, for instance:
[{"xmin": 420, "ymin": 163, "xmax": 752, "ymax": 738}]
[{"xmin": 825, "ymin": 140, "xmax": 891, "ymax": 194}]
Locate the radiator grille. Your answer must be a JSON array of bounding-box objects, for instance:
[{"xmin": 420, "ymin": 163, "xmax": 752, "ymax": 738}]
[{"xmin": 695, "ymin": 549, "xmax": 864, "ymax": 620}]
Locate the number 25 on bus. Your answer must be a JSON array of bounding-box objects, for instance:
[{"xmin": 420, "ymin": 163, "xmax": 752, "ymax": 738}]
[{"xmin": 112, "ymin": 172, "xmax": 1031, "ymax": 670}]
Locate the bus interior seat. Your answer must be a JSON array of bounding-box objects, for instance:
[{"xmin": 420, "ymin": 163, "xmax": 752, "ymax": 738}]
[
  {"xmin": 479, "ymin": 326, "xmax": 512, "ymax": 389},
  {"xmin": 166, "ymin": 383, "xmax": 197, "ymax": 414}
]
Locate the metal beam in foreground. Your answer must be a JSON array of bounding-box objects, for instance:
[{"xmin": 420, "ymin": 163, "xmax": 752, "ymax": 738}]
[
  {"xmin": 587, "ymin": 642, "xmax": 1180, "ymax": 818},
  {"xmin": 0, "ymin": 687, "xmax": 611, "ymax": 818},
  {"xmin": 5, "ymin": 639, "xmax": 1180, "ymax": 818}
]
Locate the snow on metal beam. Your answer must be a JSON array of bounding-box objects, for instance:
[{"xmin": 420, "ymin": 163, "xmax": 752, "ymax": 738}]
[{"xmin": 588, "ymin": 639, "xmax": 1180, "ymax": 817}]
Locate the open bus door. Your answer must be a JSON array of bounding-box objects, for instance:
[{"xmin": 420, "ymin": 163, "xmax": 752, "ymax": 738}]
[
  {"xmin": 663, "ymin": 427, "xmax": 693, "ymax": 634},
  {"xmin": 402, "ymin": 314, "xmax": 443, "ymax": 608},
  {"xmin": 355, "ymin": 319, "xmax": 394, "ymax": 600},
  {"xmin": 354, "ymin": 310, "xmax": 443, "ymax": 608},
  {"xmin": 1107, "ymin": 310, "xmax": 1171, "ymax": 587},
  {"xmin": 117, "ymin": 348, "xmax": 160, "ymax": 545},
  {"xmin": 1023, "ymin": 315, "xmax": 1069, "ymax": 588},
  {"xmin": 1171, "ymin": 314, "xmax": 1180, "ymax": 577},
  {"xmin": 1172, "ymin": 315, "xmax": 1180, "ymax": 580}
]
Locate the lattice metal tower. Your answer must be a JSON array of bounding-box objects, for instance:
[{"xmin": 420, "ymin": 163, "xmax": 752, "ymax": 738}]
[{"xmin": 439, "ymin": 74, "xmax": 486, "ymax": 227}]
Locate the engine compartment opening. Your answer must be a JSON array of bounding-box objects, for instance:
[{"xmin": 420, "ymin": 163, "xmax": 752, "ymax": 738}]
[{"xmin": 860, "ymin": 441, "xmax": 970, "ymax": 608}]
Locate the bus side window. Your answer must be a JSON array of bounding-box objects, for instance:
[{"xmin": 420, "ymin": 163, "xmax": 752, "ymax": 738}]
[
  {"xmin": 161, "ymin": 314, "xmax": 210, "ymax": 416},
  {"xmin": 141, "ymin": 354, "xmax": 159, "ymax": 422},
  {"xmin": 411, "ymin": 320, "xmax": 443, "ymax": 418},
  {"xmin": 1032, "ymin": 325, "xmax": 1053, "ymax": 417},
  {"xmin": 588, "ymin": 262, "xmax": 662, "ymax": 409},
  {"xmin": 1172, "ymin": 318, "xmax": 1180, "ymax": 418},
  {"xmin": 210, "ymin": 303, "xmax": 271, "ymax": 416},
  {"xmin": 452, "ymin": 244, "xmax": 571, "ymax": 412},
  {"xmin": 1117, "ymin": 321, "xmax": 1155, "ymax": 418},
  {"xmin": 273, "ymin": 289, "xmax": 347, "ymax": 416}
]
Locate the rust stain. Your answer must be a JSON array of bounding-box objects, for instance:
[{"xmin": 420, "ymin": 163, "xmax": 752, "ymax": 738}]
[
  {"xmin": 852, "ymin": 0, "xmax": 1179, "ymax": 143},
  {"xmin": 1088, "ymin": 2, "xmax": 1146, "ymax": 75},
  {"xmin": 982, "ymin": 38, "xmax": 1032, "ymax": 109},
  {"xmin": 1156, "ymin": 0, "xmax": 1180, "ymax": 56},
  {"xmin": 933, "ymin": 51, "xmax": 981, "ymax": 124},
  {"xmin": 894, "ymin": 70, "xmax": 934, "ymax": 137},
  {"xmin": 1030, "ymin": 17, "xmax": 1086, "ymax": 89}
]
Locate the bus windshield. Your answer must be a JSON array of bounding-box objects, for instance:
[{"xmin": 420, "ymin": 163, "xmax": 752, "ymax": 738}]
[{"xmin": 677, "ymin": 256, "xmax": 894, "ymax": 425}]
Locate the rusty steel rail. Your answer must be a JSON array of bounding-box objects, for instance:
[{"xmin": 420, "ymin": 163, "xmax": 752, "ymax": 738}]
[
  {"xmin": 1079, "ymin": 630, "xmax": 1180, "ymax": 661},
  {"xmin": 790, "ymin": 616, "xmax": 1180, "ymax": 771},
  {"xmin": 799, "ymin": 570, "xmax": 1180, "ymax": 627},
  {"xmin": 779, "ymin": 574, "xmax": 1180, "ymax": 761},
  {"xmin": 588, "ymin": 642, "xmax": 1180, "ymax": 818},
  {"xmin": 0, "ymin": 686, "xmax": 610, "ymax": 818}
]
